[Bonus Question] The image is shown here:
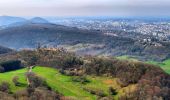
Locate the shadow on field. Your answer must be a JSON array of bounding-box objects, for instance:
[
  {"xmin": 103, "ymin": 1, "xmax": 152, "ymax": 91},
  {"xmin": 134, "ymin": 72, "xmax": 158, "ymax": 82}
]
[{"xmin": 17, "ymin": 83, "xmax": 27, "ymax": 87}]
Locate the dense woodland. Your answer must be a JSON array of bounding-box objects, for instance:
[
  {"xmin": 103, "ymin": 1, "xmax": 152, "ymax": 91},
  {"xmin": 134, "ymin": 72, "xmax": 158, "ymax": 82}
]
[{"xmin": 0, "ymin": 48, "xmax": 169, "ymax": 100}]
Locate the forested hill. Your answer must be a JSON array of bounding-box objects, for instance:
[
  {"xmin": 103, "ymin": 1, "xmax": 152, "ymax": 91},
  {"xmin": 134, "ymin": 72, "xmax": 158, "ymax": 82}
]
[
  {"xmin": 0, "ymin": 23, "xmax": 103, "ymax": 49},
  {"xmin": 0, "ymin": 22, "xmax": 170, "ymax": 61},
  {"xmin": 0, "ymin": 46, "xmax": 13, "ymax": 54},
  {"xmin": 0, "ymin": 48, "xmax": 169, "ymax": 99}
]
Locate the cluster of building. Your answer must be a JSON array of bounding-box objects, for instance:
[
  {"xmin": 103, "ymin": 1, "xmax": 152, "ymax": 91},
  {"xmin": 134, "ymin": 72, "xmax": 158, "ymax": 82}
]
[
  {"xmin": 133, "ymin": 23, "xmax": 170, "ymax": 40},
  {"xmin": 55, "ymin": 18, "xmax": 170, "ymax": 42}
]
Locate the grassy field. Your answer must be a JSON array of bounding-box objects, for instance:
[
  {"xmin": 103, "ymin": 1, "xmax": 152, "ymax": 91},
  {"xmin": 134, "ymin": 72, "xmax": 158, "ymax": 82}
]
[
  {"xmin": 0, "ymin": 68, "xmax": 27, "ymax": 92},
  {"xmin": 0, "ymin": 66, "xmax": 136, "ymax": 100}
]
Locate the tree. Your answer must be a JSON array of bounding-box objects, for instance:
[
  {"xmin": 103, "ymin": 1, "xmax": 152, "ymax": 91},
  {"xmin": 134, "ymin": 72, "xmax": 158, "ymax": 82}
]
[
  {"xmin": 25, "ymin": 72, "xmax": 47, "ymax": 88},
  {"xmin": 12, "ymin": 76, "xmax": 19, "ymax": 86},
  {"xmin": 108, "ymin": 87, "xmax": 117, "ymax": 95},
  {"xmin": 0, "ymin": 66, "xmax": 4, "ymax": 73},
  {"xmin": 0, "ymin": 82, "xmax": 10, "ymax": 93},
  {"xmin": 0, "ymin": 60, "xmax": 22, "ymax": 72},
  {"xmin": 61, "ymin": 55, "xmax": 83, "ymax": 69}
]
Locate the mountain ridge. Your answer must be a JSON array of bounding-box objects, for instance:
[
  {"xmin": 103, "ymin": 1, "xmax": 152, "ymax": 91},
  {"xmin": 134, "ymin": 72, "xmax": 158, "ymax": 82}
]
[{"xmin": 0, "ymin": 16, "xmax": 27, "ymax": 26}]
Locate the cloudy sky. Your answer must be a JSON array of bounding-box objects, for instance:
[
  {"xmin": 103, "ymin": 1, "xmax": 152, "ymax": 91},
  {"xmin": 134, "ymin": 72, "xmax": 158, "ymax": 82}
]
[{"xmin": 0, "ymin": 0, "xmax": 169, "ymax": 16}]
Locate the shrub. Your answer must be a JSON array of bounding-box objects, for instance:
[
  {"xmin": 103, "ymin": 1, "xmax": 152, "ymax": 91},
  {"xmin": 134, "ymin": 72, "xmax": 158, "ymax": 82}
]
[
  {"xmin": 61, "ymin": 55, "xmax": 84, "ymax": 69},
  {"xmin": 0, "ymin": 91, "xmax": 14, "ymax": 100},
  {"xmin": 83, "ymin": 87, "xmax": 106, "ymax": 97},
  {"xmin": 14, "ymin": 87, "xmax": 61, "ymax": 100},
  {"xmin": 98, "ymin": 96, "xmax": 114, "ymax": 100},
  {"xmin": 0, "ymin": 60, "xmax": 22, "ymax": 72},
  {"xmin": 83, "ymin": 57, "xmax": 151, "ymax": 86},
  {"xmin": 26, "ymin": 86, "xmax": 35, "ymax": 96},
  {"xmin": 25, "ymin": 72, "xmax": 47, "ymax": 88},
  {"xmin": 30, "ymin": 87, "xmax": 61, "ymax": 100},
  {"xmin": 60, "ymin": 70, "xmax": 76, "ymax": 76},
  {"xmin": 59, "ymin": 69, "xmax": 65, "ymax": 74},
  {"xmin": 0, "ymin": 82, "xmax": 10, "ymax": 93},
  {"xmin": 14, "ymin": 89, "xmax": 29, "ymax": 99},
  {"xmin": 83, "ymin": 57, "xmax": 115, "ymax": 76},
  {"xmin": 12, "ymin": 76, "xmax": 19, "ymax": 86},
  {"xmin": 59, "ymin": 69, "xmax": 82, "ymax": 76},
  {"xmin": 0, "ymin": 66, "xmax": 4, "ymax": 73},
  {"xmin": 108, "ymin": 87, "xmax": 117, "ymax": 95},
  {"xmin": 72, "ymin": 76, "xmax": 90, "ymax": 84}
]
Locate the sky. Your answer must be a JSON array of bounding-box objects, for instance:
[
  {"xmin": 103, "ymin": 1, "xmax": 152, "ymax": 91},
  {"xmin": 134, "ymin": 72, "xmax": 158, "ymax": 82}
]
[{"xmin": 0, "ymin": 0, "xmax": 170, "ymax": 17}]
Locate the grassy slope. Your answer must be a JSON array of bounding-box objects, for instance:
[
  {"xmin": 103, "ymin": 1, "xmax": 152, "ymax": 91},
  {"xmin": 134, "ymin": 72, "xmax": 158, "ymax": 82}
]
[
  {"xmin": 0, "ymin": 68, "xmax": 27, "ymax": 92},
  {"xmin": 147, "ymin": 59, "xmax": 170, "ymax": 74},
  {"xmin": 117, "ymin": 55, "xmax": 170, "ymax": 74},
  {"xmin": 33, "ymin": 67, "xmax": 136, "ymax": 100},
  {"xmin": 33, "ymin": 67, "xmax": 96, "ymax": 100},
  {"xmin": 0, "ymin": 66, "xmax": 136, "ymax": 100}
]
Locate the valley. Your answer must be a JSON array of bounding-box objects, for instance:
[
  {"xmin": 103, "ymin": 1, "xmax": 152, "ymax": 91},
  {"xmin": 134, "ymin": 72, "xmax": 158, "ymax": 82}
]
[
  {"xmin": 0, "ymin": 0, "xmax": 170, "ymax": 99},
  {"xmin": 0, "ymin": 16, "xmax": 170, "ymax": 62},
  {"xmin": 0, "ymin": 16, "xmax": 170, "ymax": 100}
]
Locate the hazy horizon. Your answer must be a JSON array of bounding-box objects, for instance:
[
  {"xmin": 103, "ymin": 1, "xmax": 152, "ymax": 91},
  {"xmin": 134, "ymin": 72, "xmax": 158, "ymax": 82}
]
[{"xmin": 0, "ymin": 0, "xmax": 170, "ymax": 17}]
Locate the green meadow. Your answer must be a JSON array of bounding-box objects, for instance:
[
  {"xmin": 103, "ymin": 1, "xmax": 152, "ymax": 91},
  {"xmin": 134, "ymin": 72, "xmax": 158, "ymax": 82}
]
[{"xmin": 0, "ymin": 66, "xmax": 136, "ymax": 100}]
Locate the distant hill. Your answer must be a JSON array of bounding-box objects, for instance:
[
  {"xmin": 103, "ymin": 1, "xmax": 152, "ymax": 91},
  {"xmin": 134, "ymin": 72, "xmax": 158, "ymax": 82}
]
[
  {"xmin": 0, "ymin": 22, "xmax": 138, "ymax": 55},
  {"xmin": 29, "ymin": 17, "xmax": 49, "ymax": 24},
  {"xmin": 0, "ymin": 16, "xmax": 49, "ymax": 28},
  {"xmin": 0, "ymin": 23, "xmax": 104, "ymax": 49},
  {"xmin": 0, "ymin": 22, "xmax": 170, "ymax": 61},
  {"xmin": 6, "ymin": 17, "xmax": 49, "ymax": 27},
  {"xmin": 0, "ymin": 46, "xmax": 13, "ymax": 54},
  {"xmin": 0, "ymin": 16, "xmax": 26, "ymax": 26}
]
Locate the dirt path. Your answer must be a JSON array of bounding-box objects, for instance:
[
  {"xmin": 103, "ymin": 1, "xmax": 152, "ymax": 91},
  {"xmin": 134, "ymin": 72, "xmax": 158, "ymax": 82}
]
[
  {"xmin": 28, "ymin": 66, "xmax": 34, "ymax": 72},
  {"xmin": 27, "ymin": 66, "xmax": 34, "ymax": 86}
]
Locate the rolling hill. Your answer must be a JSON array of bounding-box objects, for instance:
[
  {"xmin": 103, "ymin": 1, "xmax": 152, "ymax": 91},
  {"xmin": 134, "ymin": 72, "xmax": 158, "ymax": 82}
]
[
  {"xmin": 0, "ymin": 46, "xmax": 13, "ymax": 54},
  {"xmin": 0, "ymin": 66, "xmax": 138, "ymax": 100},
  {"xmin": 0, "ymin": 16, "xmax": 26, "ymax": 27},
  {"xmin": 0, "ymin": 48, "xmax": 169, "ymax": 100},
  {"xmin": 0, "ymin": 22, "xmax": 170, "ymax": 61},
  {"xmin": 0, "ymin": 23, "xmax": 104, "ymax": 49},
  {"xmin": 29, "ymin": 17, "xmax": 49, "ymax": 24},
  {"xmin": 0, "ymin": 22, "xmax": 135, "ymax": 51}
]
